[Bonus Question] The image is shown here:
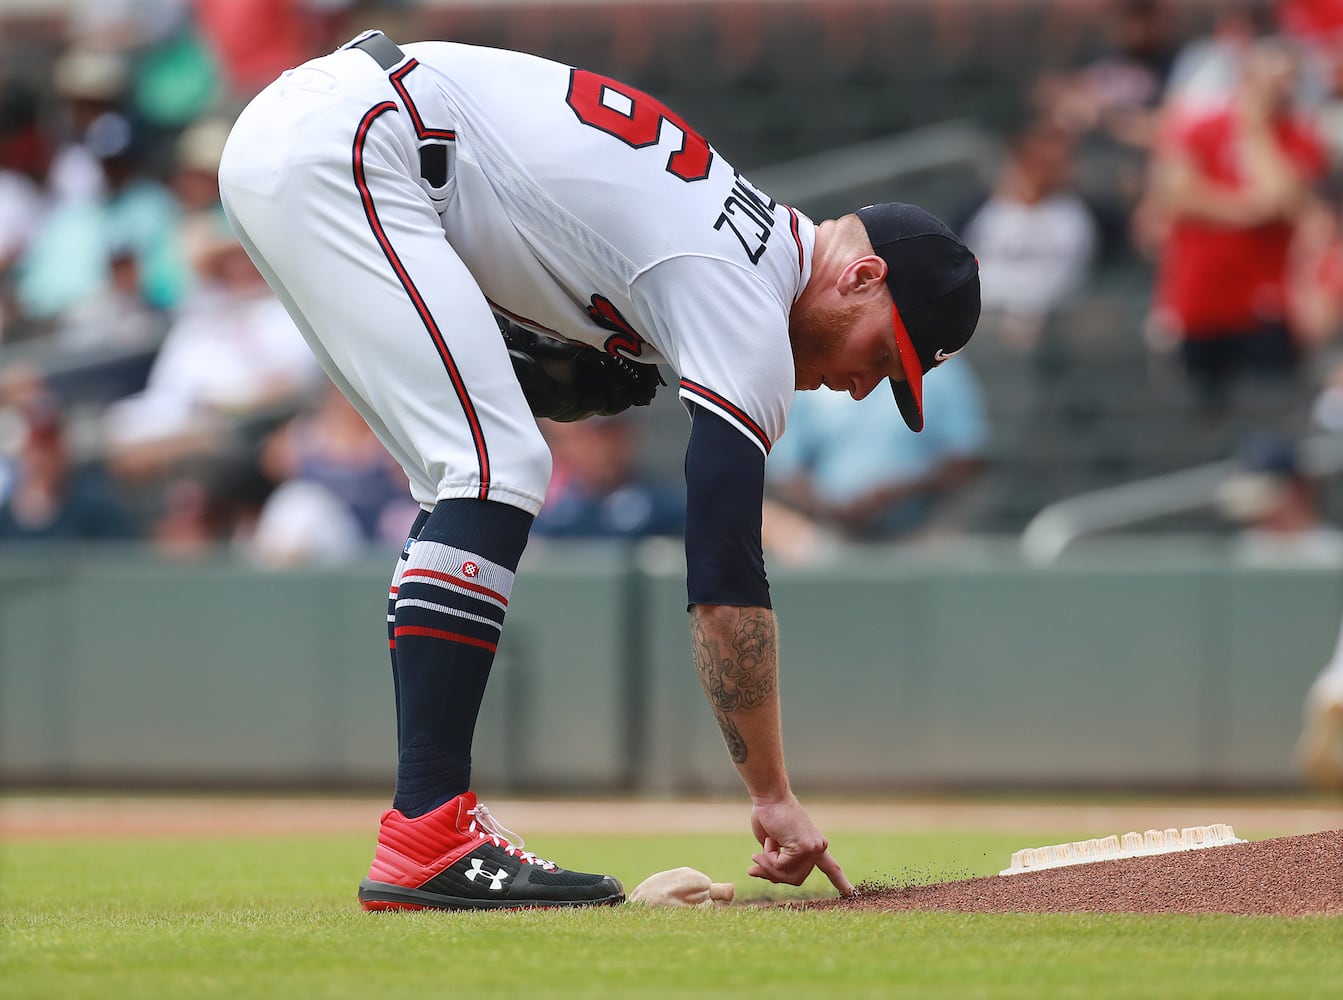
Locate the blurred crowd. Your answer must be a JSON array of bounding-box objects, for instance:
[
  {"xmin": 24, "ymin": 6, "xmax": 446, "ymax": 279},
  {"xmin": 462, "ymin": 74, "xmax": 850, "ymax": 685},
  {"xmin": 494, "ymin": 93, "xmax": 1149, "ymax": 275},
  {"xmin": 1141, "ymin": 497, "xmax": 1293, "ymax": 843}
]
[
  {"xmin": 772, "ymin": 0, "xmax": 1343, "ymax": 566},
  {"xmin": 0, "ymin": 0, "xmax": 429, "ymax": 563},
  {"xmin": 2, "ymin": 0, "xmax": 1343, "ymax": 569}
]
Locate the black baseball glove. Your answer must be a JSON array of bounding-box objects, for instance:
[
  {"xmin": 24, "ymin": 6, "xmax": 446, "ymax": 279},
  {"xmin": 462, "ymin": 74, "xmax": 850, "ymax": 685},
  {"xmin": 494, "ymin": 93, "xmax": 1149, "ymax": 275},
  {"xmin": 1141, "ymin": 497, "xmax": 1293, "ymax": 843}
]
[{"xmin": 501, "ymin": 324, "xmax": 664, "ymax": 422}]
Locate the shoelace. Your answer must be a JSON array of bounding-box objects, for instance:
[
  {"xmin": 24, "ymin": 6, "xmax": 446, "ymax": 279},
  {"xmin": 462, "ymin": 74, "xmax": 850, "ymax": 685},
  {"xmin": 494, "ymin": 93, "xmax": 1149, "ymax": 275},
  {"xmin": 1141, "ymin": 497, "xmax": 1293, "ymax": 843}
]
[{"xmin": 467, "ymin": 803, "xmax": 557, "ymax": 869}]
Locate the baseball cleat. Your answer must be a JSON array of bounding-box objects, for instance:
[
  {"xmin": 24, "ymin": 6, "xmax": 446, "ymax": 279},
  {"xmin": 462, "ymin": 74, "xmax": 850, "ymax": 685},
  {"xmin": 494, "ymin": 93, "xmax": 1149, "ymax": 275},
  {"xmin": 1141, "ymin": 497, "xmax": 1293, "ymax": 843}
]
[{"xmin": 357, "ymin": 791, "xmax": 624, "ymax": 911}]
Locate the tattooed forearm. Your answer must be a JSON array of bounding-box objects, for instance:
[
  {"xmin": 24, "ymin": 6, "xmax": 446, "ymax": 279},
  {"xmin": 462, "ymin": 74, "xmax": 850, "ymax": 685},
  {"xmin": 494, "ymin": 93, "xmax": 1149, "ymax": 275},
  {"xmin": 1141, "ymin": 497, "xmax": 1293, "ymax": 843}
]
[
  {"xmin": 690, "ymin": 606, "xmax": 779, "ymax": 763},
  {"xmin": 716, "ymin": 715, "xmax": 748, "ymax": 763},
  {"xmin": 690, "ymin": 606, "xmax": 777, "ymax": 712}
]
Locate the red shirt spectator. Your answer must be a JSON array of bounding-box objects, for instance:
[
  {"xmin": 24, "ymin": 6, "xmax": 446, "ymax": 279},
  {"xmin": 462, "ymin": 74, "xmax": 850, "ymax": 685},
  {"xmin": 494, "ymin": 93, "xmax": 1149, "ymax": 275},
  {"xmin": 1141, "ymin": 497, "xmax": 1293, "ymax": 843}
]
[
  {"xmin": 1143, "ymin": 39, "xmax": 1328, "ymax": 411},
  {"xmin": 194, "ymin": 0, "xmax": 312, "ymax": 99},
  {"xmin": 1154, "ymin": 105, "xmax": 1327, "ymax": 337},
  {"xmin": 1279, "ymin": 0, "xmax": 1343, "ymax": 46}
]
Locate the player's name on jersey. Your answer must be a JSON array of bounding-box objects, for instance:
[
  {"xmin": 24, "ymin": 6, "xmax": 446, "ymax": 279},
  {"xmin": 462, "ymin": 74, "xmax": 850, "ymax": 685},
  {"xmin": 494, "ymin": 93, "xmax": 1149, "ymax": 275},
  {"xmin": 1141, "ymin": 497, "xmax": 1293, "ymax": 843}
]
[{"xmin": 715, "ymin": 170, "xmax": 778, "ymax": 266}]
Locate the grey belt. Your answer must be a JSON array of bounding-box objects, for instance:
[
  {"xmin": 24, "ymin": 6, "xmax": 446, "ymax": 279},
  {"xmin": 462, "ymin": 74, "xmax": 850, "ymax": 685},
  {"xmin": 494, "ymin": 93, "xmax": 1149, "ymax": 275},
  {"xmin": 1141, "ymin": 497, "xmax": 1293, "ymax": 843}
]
[
  {"xmin": 344, "ymin": 32, "xmax": 450, "ymax": 188},
  {"xmin": 348, "ymin": 31, "xmax": 406, "ymax": 70}
]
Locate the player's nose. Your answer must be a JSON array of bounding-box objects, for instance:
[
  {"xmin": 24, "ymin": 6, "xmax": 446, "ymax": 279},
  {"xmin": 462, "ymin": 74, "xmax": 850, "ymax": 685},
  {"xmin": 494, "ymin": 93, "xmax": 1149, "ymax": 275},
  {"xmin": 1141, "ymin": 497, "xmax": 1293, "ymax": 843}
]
[{"xmin": 849, "ymin": 373, "xmax": 883, "ymax": 400}]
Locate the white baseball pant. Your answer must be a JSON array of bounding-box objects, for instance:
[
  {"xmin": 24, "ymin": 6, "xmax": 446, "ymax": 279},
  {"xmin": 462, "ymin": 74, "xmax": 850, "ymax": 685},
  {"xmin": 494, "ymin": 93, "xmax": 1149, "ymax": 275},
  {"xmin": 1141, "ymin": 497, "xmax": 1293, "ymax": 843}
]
[{"xmin": 218, "ymin": 47, "xmax": 551, "ymax": 514}]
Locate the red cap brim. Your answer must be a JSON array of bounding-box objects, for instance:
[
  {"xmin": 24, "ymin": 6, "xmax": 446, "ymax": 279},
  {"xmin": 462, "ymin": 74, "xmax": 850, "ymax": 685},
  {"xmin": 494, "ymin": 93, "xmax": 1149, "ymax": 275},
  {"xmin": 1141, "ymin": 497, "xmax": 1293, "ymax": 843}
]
[{"xmin": 888, "ymin": 302, "xmax": 925, "ymax": 432}]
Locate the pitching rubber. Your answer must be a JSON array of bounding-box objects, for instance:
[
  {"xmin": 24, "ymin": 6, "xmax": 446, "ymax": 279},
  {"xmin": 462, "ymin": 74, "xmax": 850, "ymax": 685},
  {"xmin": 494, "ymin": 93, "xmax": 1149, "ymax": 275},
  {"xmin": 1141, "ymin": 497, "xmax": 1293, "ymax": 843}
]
[{"xmin": 999, "ymin": 824, "xmax": 1247, "ymax": 876}]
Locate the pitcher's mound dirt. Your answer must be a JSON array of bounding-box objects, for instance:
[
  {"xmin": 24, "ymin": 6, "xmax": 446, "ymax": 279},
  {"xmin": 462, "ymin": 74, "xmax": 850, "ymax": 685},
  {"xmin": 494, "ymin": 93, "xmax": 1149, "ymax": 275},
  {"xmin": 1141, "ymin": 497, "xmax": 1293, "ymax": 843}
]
[{"xmin": 801, "ymin": 829, "xmax": 1342, "ymax": 916}]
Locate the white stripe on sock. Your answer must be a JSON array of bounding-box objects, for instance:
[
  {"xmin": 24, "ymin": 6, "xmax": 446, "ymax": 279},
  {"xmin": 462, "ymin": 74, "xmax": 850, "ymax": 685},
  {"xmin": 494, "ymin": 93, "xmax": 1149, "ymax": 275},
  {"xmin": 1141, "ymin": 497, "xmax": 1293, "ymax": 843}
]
[{"xmin": 394, "ymin": 598, "xmax": 503, "ymax": 633}]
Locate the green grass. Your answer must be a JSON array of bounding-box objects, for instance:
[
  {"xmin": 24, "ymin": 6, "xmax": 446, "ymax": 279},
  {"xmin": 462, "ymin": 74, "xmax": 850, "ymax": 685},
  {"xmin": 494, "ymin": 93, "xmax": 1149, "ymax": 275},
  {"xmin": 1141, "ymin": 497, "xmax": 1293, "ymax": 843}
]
[{"xmin": 2, "ymin": 829, "xmax": 1340, "ymax": 999}]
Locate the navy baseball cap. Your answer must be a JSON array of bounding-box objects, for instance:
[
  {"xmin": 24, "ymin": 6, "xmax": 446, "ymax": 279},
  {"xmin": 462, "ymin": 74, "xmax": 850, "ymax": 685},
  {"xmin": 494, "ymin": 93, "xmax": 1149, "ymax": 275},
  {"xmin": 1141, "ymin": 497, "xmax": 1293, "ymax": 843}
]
[{"xmin": 856, "ymin": 203, "xmax": 981, "ymax": 432}]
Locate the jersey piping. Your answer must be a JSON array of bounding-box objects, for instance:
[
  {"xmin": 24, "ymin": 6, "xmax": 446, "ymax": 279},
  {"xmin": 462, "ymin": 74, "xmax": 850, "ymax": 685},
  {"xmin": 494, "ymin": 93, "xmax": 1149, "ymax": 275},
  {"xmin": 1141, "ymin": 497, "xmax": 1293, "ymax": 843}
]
[
  {"xmin": 679, "ymin": 378, "xmax": 772, "ymax": 454},
  {"xmin": 389, "ymin": 60, "xmax": 457, "ymax": 141}
]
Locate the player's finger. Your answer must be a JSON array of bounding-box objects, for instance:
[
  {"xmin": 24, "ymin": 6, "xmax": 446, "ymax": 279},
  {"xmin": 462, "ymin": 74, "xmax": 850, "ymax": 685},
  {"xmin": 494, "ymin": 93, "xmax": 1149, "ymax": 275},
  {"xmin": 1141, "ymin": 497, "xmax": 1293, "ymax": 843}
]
[
  {"xmin": 817, "ymin": 850, "xmax": 855, "ymax": 896},
  {"xmin": 750, "ymin": 851, "xmax": 782, "ymax": 875},
  {"xmin": 751, "ymin": 838, "xmax": 786, "ymax": 865},
  {"xmin": 750, "ymin": 847, "xmax": 806, "ymax": 883},
  {"xmin": 749, "ymin": 859, "xmax": 806, "ymax": 885},
  {"xmin": 753, "ymin": 846, "xmax": 812, "ymax": 885}
]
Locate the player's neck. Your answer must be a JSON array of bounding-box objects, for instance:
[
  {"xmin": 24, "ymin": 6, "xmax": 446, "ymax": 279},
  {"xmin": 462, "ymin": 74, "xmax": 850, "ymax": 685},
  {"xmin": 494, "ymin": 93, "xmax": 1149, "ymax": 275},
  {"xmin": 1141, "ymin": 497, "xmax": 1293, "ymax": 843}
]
[{"xmin": 795, "ymin": 219, "xmax": 844, "ymax": 314}]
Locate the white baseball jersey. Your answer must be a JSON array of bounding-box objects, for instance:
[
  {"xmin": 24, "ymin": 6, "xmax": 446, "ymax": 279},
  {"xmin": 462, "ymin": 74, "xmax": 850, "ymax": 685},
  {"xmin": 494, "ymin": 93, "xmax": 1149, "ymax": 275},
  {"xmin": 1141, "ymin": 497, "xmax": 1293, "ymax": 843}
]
[{"xmin": 219, "ymin": 34, "xmax": 813, "ymax": 513}]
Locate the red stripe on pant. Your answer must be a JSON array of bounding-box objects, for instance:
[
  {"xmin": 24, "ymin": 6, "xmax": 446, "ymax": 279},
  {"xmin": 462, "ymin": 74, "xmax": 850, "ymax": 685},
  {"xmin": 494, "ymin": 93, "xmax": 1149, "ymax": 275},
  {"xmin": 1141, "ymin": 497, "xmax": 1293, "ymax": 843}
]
[{"xmin": 351, "ymin": 101, "xmax": 491, "ymax": 498}]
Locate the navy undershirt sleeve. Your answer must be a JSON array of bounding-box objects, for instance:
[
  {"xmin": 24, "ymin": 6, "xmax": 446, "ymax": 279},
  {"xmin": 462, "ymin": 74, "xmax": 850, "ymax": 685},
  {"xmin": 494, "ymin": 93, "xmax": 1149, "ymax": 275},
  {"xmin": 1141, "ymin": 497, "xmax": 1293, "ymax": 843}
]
[{"xmin": 683, "ymin": 403, "xmax": 771, "ymax": 610}]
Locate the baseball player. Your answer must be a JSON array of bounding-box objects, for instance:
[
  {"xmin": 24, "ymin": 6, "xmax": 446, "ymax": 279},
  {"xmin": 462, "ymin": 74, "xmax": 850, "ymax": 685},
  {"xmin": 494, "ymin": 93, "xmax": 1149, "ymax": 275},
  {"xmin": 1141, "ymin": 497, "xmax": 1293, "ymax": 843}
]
[{"xmin": 219, "ymin": 30, "xmax": 980, "ymax": 911}]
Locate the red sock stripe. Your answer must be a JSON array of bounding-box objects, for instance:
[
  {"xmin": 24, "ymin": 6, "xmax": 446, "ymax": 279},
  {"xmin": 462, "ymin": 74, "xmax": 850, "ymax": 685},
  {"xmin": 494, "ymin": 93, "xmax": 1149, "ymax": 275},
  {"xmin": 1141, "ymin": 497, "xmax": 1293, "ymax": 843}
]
[
  {"xmin": 351, "ymin": 102, "xmax": 490, "ymax": 499},
  {"xmin": 400, "ymin": 567, "xmax": 509, "ymax": 606},
  {"xmin": 393, "ymin": 624, "xmax": 498, "ymax": 652}
]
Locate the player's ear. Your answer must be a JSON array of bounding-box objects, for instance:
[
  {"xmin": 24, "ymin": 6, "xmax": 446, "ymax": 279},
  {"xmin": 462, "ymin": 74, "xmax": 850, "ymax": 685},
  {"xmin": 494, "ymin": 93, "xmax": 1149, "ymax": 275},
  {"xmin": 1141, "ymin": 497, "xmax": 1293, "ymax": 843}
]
[{"xmin": 837, "ymin": 254, "xmax": 888, "ymax": 296}]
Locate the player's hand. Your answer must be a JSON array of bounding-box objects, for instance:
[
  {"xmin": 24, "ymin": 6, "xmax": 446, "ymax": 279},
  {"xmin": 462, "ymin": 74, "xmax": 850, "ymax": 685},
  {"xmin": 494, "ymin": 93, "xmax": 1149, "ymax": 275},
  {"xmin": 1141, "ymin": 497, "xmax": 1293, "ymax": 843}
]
[{"xmin": 748, "ymin": 795, "xmax": 855, "ymax": 897}]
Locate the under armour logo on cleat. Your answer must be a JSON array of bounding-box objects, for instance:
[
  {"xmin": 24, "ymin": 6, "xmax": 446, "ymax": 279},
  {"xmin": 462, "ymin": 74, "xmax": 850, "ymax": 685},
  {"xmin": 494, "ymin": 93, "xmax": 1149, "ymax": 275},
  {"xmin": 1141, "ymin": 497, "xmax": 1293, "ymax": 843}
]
[{"xmin": 465, "ymin": 858, "xmax": 511, "ymax": 891}]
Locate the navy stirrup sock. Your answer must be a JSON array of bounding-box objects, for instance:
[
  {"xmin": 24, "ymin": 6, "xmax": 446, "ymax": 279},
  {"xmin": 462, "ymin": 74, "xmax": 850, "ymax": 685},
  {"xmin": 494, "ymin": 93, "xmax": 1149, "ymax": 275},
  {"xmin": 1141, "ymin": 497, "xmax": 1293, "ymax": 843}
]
[{"xmin": 386, "ymin": 499, "xmax": 532, "ymax": 817}]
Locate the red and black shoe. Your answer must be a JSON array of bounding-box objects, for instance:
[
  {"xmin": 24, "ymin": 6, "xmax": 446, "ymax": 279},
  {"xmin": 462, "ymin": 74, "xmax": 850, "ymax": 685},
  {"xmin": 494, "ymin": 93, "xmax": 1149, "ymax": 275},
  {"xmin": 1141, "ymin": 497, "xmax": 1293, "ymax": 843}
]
[{"xmin": 357, "ymin": 791, "xmax": 624, "ymax": 911}]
